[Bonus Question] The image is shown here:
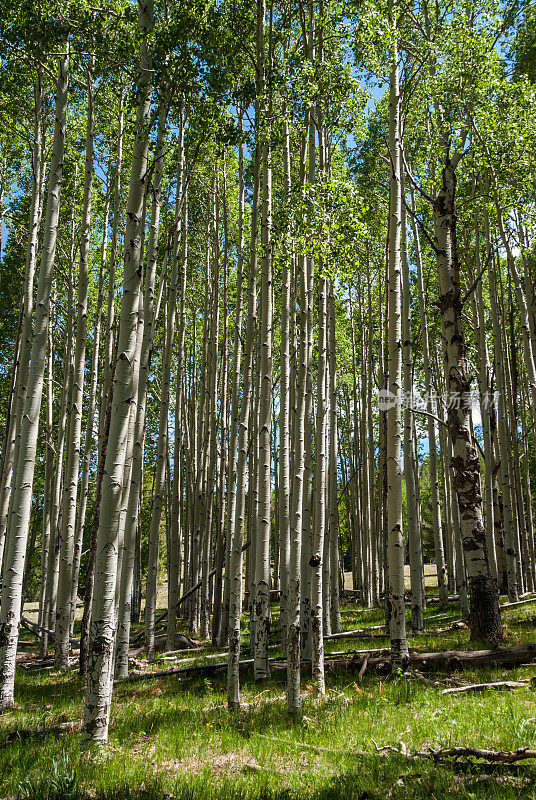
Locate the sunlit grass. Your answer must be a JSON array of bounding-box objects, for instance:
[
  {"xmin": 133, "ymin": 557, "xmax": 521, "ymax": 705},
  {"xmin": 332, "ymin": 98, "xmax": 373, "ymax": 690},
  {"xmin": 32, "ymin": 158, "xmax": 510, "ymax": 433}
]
[{"xmin": 2, "ymin": 599, "xmax": 536, "ymax": 799}]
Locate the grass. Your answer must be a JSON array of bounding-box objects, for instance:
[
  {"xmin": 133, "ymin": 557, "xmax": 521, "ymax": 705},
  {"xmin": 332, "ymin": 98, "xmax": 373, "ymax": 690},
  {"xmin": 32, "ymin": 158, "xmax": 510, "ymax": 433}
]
[{"xmin": 2, "ymin": 596, "xmax": 536, "ymax": 799}]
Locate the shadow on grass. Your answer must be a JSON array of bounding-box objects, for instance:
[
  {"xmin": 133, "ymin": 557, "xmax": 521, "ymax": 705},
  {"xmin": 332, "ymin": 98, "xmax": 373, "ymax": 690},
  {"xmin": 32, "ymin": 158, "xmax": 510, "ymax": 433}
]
[{"xmin": 14, "ymin": 754, "xmax": 536, "ymax": 800}]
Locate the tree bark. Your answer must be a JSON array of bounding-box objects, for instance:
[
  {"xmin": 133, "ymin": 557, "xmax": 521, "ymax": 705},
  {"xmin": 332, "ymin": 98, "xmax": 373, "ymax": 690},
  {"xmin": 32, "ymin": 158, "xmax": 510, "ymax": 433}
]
[
  {"xmin": 0, "ymin": 48, "xmax": 69, "ymax": 711},
  {"xmin": 82, "ymin": 3, "xmax": 153, "ymax": 743}
]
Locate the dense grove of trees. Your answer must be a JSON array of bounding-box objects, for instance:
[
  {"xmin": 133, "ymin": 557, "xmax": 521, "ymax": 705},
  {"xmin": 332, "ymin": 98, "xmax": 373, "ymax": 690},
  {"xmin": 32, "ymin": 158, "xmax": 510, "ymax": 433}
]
[{"xmin": 0, "ymin": 0, "xmax": 535, "ymax": 745}]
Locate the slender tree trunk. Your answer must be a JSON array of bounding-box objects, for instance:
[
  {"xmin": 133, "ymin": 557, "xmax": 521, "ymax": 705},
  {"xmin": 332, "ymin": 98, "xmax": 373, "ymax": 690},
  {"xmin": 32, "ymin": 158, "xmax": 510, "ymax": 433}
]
[
  {"xmin": 212, "ymin": 161, "xmax": 229, "ymax": 646},
  {"xmin": 287, "ymin": 130, "xmax": 309, "ymax": 713},
  {"xmin": 278, "ymin": 113, "xmax": 292, "ymax": 653},
  {"xmin": 71, "ymin": 182, "xmax": 110, "ymax": 636},
  {"xmin": 220, "ymin": 109, "xmax": 245, "ymax": 646},
  {"xmin": 145, "ymin": 107, "xmax": 176, "ymax": 661},
  {"xmin": 488, "ymin": 257, "xmax": 518, "ymax": 601},
  {"xmin": 99, "ymin": 87, "xmax": 124, "ymax": 449},
  {"xmin": 386, "ymin": 14, "xmax": 409, "ymax": 671},
  {"xmin": 38, "ymin": 318, "xmax": 55, "ymax": 639},
  {"xmin": 0, "ymin": 49, "xmax": 69, "ymax": 711},
  {"xmin": 167, "ymin": 110, "xmax": 187, "ymax": 650},
  {"xmin": 401, "ymin": 177, "xmax": 424, "ymax": 632},
  {"xmin": 227, "ymin": 125, "xmax": 260, "ymax": 709},
  {"xmin": 328, "ymin": 285, "xmax": 341, "ymax": 633},
  {"xmin": 311, "ymin": 270, "xmax": 328, "ymax": 692},
  {"xmin": 55, "ymin": 57, "xmax": 95, "ymax": 668},
  {"xmin": 82, "ymin": 4, "xmax": 153, "ymax": 743},
  {"xmin": 0, "ymin": 71, "xmax": 44, "ymax": 574},
  {"xmin": 411, "ymin": 188, "xmax": 449, "ymax": 613},
  {"xmin": 253, "ymin": 0, "xmax": 273, "ymax": 679}
]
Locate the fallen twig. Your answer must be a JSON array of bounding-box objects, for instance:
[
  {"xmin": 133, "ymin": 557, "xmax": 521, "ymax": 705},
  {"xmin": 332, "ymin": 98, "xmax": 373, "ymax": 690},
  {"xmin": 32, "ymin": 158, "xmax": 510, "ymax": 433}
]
[
  {"xmin": 358, "ymin": 654, "xmax": 369, "ymax": 682},
  {"xmin": 441, "ymin": 681, "xmax": 530, "ymax": 695}
]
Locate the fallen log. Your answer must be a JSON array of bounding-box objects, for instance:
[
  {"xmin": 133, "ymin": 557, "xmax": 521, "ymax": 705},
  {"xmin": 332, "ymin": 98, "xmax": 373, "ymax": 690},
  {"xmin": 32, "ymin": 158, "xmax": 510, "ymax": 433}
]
[
  {"xmin": 326, "ymin": 645, "xmax": 536, "ymax": 673},
  {"xmin": 130, "ymin": 633, "xmax": 199, "ymax": 657},
  {"xmin": 441, "ymin": 681, "xmax": 529, "ymax": 695},
  {"xmin": 115, "ymin": 645, "xmax": 536, "ymax": 685},
  {"xmin": 20, "ymin": 616, "xmax": 78, "ymax": 646},
  {"xmin": 261, "ymin": 736, "xmax": 536, "ymax": 767},
  {"xmin": 423, "ymin": 595, "xmax": 459, "ymax": 604},
  {"xmin": 2, "ymin": 720, "xmax": 82, "ymax": 746},
  {"xmin": 114, "ymin": 658, "xmax": 256, "ymax": 684},
  {"xmin": 324, "ymin": 626, "xmax": 386, "ymax": 641},
  {"xmin": 500, "ymin": 596, "xmax": 536, "ymax": 610}
]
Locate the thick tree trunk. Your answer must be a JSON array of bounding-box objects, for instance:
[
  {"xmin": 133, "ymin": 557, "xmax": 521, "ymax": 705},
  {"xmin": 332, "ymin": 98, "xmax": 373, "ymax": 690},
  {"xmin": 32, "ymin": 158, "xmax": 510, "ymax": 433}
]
[{"xmin": 434, "ymin": 160, "xmax": 502, "ymax": 645}]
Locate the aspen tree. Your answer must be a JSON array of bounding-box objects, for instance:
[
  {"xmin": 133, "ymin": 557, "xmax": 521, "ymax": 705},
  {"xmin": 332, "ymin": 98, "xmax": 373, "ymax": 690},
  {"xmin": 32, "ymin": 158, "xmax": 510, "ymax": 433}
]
[
  {"xmin": 434, "ymin": 156, "xmax": 502, "ymax": 644},
  {"xmin": 99, "ymin": 87, "xmax": 124, "ymax": 447},
  {"xmin": 488, "ymin": 257, "xmax": 518, "ymax": 601},
  {"xmin": 167, "ymin": 109, "xmax": 187, "ymax": 650},
  {"xmin": 279, "ymin": 113, "xmax": 292, "ymax": 652},
  {"xmin": 287, "ymin": 129, "xmax": 309, "ymax": 712},
  {"xmin": 411, "ymin": 188, "xmax": 449, "ymax": 612},
  {"xmin": 0, "ymin": 47, "xmax": 69, "ymax": 710},
  {"xmin": 212, "ymin": 159, "xmax": 230, "ymax": 645},
  {"xmin": 82, "ymin": 2, "xmax": 153, "ymax": 743},
  {"xmin": 311, "ymin": 268, "xmax": 328, "ymax": 693},
  {"xmin": 401, "ymin": 177, "xmax": 424, "ymax": 632},
  {"xmin": 220, "ymin": 112, "xmax": 245, "ymax": 647},
  {"xmin": 115, "ymin": 102, "xmax": 169, "ymax": 675},
  {"xmin": 386, "ymin": 1, "xmax": 409, "ymax": 670},
  {"xmin": 41, "ymin": 296, "xmax": 74, "ymax": 655},
  {"xmin": 71, "ymin": 185, "xmax": 111, "ymax": 633},
  {"xmin": 227, "ymin": 127, "xmax": 260, "ymax": 709},
  {"xmin": 145, "ymin": 108, "xmax": 178, "ymax": 660},
  {"xmin": 328, "ymin": 285, "xmax": 341, "ymax": 633},
  {"xmin": 55, "ymin": 55, "xmax": 95, "ymax": 668},
  {"xmin": 253, "ymin": 0, "xmax": 273, "ymax": 681},
  {"xmin": 0, "ymin": 71, "xmax": 44, "ymax": 574},
  {"xmin": 38, "ymin": 317, "xmax": 54, "ymax": 641},
  {"xmin": 470, "ymin": 204, "xmax": 497, "ymax": 585}
]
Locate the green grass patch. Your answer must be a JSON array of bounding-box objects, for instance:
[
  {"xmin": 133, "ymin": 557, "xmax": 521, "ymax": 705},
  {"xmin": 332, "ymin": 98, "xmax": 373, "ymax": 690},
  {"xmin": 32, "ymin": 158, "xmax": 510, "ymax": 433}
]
[{"xmin": 2, "ymin": 601, "xmax": 536, "ymax": 799}]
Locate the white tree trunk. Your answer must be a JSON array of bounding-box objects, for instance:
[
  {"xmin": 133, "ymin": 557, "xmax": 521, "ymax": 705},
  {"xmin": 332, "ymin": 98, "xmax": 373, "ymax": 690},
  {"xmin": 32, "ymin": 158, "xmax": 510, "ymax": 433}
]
[
  {"xmin": 0, "ymin": 49, "xmax": 69, "ymax": 710},
  {"xmin": 82, "ymin": 4, "xmax": 153, "ymax": 743},
  {"xmin": 55, "ymin": 58, "xmax": 95, "ymax": 668},
  {"xmin": 386, "ymin": 17, "xmax": 409, "ymax": 670}
]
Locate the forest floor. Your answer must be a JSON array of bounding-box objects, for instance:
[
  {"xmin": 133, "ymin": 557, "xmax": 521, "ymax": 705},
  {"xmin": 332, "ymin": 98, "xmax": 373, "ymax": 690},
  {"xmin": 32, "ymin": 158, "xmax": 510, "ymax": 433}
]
[{"xmin": 2, "ymin": 587, "xmax": 536, "ymax": 799}]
